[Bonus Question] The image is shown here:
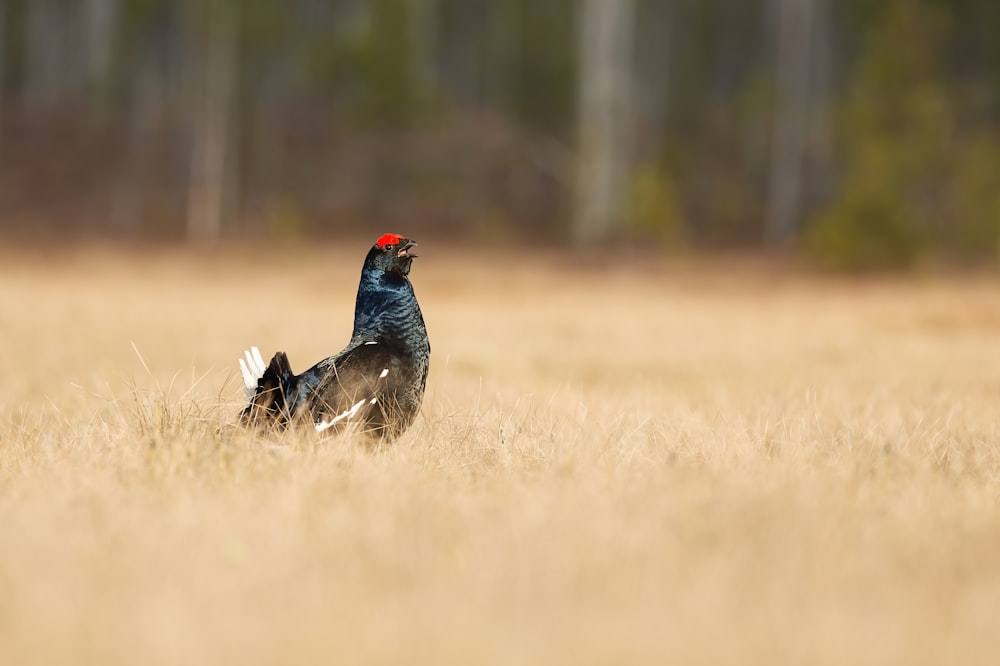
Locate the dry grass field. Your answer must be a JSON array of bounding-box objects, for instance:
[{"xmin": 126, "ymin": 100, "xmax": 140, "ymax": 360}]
[{"xmin": 1, "ymin": 242, "xmax": 1000, "ymax": 665}]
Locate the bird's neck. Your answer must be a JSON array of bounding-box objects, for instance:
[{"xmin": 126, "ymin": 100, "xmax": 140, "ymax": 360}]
[{"xmin": 351, "ymin": 272, "xmax": 427, "ymax": 352}]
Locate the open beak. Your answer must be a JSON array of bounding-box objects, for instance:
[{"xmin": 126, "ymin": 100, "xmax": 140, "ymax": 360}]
[{"xmin": 398, "ymin": 240, "xmax": 418, "ymax": 258}]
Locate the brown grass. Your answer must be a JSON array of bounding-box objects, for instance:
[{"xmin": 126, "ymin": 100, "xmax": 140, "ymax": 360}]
[{"xmin": 2, "ymin": 243, "xmax": 1000, "ymax": 665}]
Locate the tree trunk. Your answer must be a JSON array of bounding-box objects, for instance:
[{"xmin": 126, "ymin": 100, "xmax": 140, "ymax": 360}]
[
  {"xmin": 186, "ymin": 0, "xmax": 238, "ymax": 243},
  {"xmin": 574, "ymin": 0, "xmax": 635, "ymax": 246},
  {"xmin": 764, "ymin": 0, "xmax": 815, "ymax": 248},
  {"xmin": 807, "ymin": 0, "xmax": 833, "ymax": 207},
  {"xmin": 83, "ymin": 0, "xmax": 118, "ymax": 119},
  {"xmin": 633, "ymin": 0, "xmax": 673, "ymax": 162},
  {"xmin": 112, "ymin": 32, "xmax": 165, "ymax": 237},
  {"xmin": 438, "ymin": 0, "xmax": 487, "ymax": 108},
  {"xmin": 24, "ymin": 0, "xmax": 60, "ymax": 113},
  {"xmin": 410, "ymin": 0, "xmax": 438, "ymax": 90},
  {"xmin": 0, "ymin": 2, "xmax": 6, "ymax": 153}
]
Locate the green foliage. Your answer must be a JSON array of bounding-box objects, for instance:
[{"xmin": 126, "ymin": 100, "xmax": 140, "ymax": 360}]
[
  {"xmin": 299, "ymin": 0, "xmax": 433, "ymax": 129},
  {"xmin": 806, "ymin": 0, "xmax": 1000, "ymax": 270},
  {"xmin": 353, "ymin": 0, "xmax": 431, "ymax": 128},
  {"xmin": 628, "ymin": 164, "xmax": 686, "ymax": 246},
  {"xmin": 944, "ymin": 136, "xmax": 1000, "ymax": 264},
  {"xmin": 502, "ymin": 0, "xmax": 577, "ymax": 136},
  {"xmin": 240, "ymin": 0, "xmax": 293, "ymax": 52},
  {"xmin": 806, "ymin": 186, "xmax": 923, "ymax": 271},
  {"xmin": 265, "ymin": 200, "xmax": 309, "ymax": 240}
]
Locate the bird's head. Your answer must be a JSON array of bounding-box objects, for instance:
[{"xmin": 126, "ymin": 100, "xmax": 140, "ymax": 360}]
[{"xmin": 368, "ymin": 233, "xmax": 418, "ymax": 278}]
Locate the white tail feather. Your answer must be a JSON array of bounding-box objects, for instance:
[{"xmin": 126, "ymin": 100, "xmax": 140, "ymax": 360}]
[{"xmin": 239, "ymin": 346, "xmax": 268, "ymax": 402}]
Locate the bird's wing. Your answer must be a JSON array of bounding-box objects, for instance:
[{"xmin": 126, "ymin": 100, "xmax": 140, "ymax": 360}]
[{"xmin": 308, "ymin": 342, "xmax": 395, "ymax": 434}]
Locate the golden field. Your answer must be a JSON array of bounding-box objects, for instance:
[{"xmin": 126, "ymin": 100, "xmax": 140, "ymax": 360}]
[{"xmin": 1, "ymin": 243, "xmax": 999, "ymax": 665}]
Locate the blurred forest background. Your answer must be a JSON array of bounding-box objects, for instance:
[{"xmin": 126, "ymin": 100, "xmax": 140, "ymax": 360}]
[{"xmin": 0, "ymin": 0, "xmax": 997, "ymax": 269}]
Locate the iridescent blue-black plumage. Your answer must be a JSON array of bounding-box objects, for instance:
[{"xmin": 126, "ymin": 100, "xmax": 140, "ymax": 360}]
[{"xmin": 240, "ymin": 235, "xmax": 430, "ymax": 440}]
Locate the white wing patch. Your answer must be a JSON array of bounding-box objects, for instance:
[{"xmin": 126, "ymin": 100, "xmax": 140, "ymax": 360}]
[
  {"xmin": 315, "ymin": 399, "xmax": 367, "ymax": 432},
  {"xmin": 363, "ymin": 341, "xmax": 378, "ymax": 346},
  {"xmin": 239, "ymin": 346, "xmax": 267, "ymax": 402}
]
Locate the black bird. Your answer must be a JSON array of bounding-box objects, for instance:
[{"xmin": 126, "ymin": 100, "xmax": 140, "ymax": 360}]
[{"xmin": 239, "ymin": 233, "xmax": 430, "ymax": 440}]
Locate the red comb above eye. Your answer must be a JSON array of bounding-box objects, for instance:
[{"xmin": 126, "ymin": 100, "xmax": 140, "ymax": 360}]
[{"xmin": 376, "ymin": 233, "xmax": 404, "ymax": 248}]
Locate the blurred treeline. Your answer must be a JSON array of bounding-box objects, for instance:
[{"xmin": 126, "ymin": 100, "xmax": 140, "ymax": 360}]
[{"xmin": 0, "ymin": 0, "xmax": 998, "ymax": 267}]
